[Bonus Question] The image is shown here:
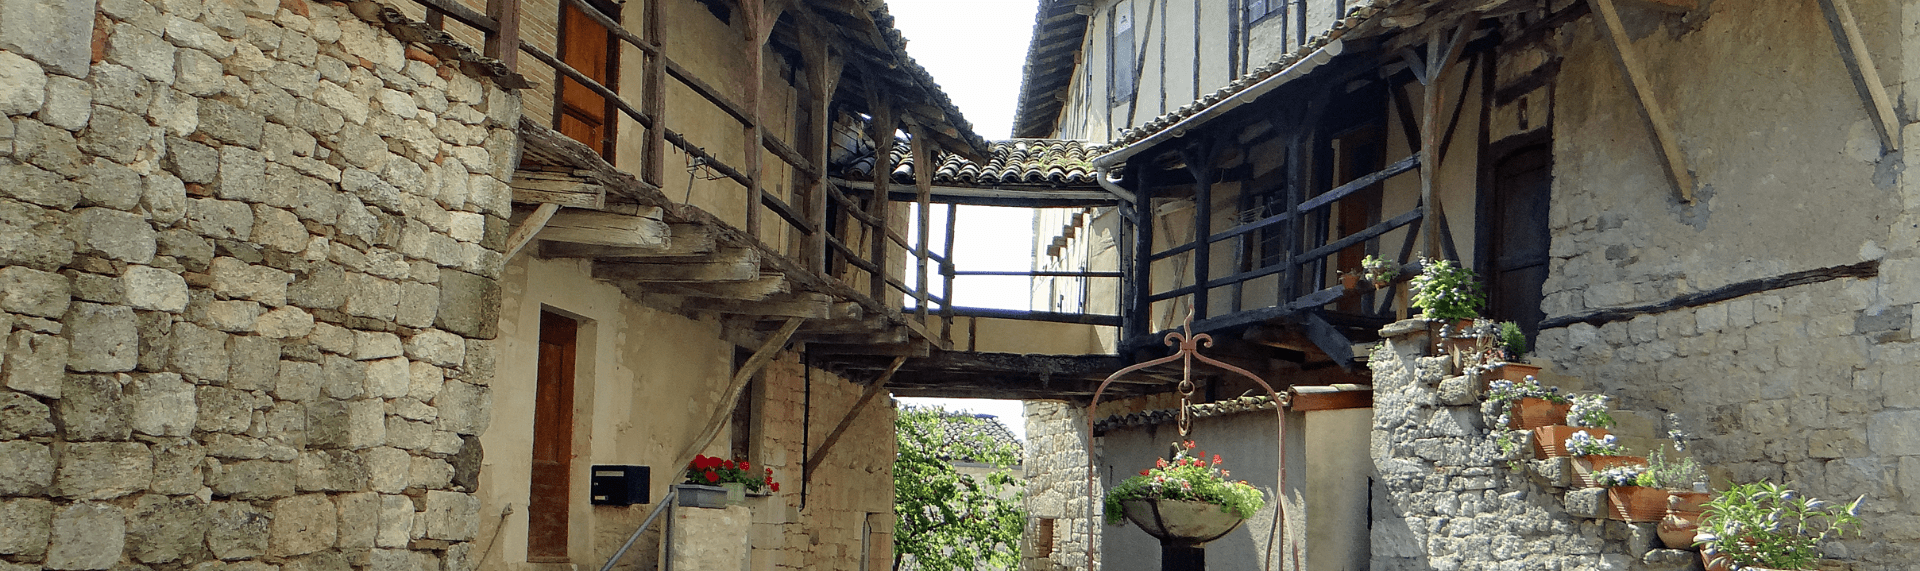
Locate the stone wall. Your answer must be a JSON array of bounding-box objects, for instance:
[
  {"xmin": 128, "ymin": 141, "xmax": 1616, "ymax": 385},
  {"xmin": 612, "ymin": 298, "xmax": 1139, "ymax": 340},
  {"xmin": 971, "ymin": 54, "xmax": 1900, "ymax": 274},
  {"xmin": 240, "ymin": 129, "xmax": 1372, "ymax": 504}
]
[
  {"xmin": 1019, "ymin": 401, "xmax": 1096, "ymax": 571},
  {"xmin": 1368, "ymin": 321, "xmax": 1690, "ymax": 571},
  {"xmin": 0, "ymin": 0, "xmax": 515, "ymax": 570}
]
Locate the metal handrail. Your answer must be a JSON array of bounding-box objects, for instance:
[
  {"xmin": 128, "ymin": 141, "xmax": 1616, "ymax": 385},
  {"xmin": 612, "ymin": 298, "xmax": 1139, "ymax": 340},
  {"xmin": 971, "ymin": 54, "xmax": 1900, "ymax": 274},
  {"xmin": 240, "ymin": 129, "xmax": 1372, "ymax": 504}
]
[{"xmin": 597, "ymin": 488, "xmax": 678, "ymax": 571}]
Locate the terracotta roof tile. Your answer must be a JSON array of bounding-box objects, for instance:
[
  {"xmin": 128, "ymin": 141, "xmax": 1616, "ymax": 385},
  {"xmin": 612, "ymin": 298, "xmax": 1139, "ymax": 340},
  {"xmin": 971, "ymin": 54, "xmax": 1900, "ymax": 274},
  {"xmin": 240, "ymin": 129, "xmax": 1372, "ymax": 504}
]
[{"xmin": 840, "ymin": 139, "xmax": 1107, "ymax": 188}]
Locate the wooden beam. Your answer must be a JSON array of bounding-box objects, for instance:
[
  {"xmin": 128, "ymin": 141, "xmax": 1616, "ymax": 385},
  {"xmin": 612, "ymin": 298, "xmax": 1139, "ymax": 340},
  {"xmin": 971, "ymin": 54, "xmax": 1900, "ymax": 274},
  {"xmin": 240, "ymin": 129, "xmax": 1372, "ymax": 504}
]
[
  {"xmin": 1819, "ymin": 0, "xmax": 1901, "ymax": 151},
  {"xmin": 1420, "ymin": 18, "xmax": 1473, "ymax": 258},
  {"xmin": 539, "ymin": 223, "xmax": 715, "ymax": 258},
  {"xmin": 1589, "ymin": 0, "xmax": 1697, "ymax": 203},
  {"xmin": 803, "ymin": 356, "xmax": 907, "ymax": 484},
  {"xmin": 655, "ymin": 274, "xmax": 790, "ymax": 301},
  {"xmin": 1540, "ymin": 260, "xmax": 1878, "ymax": 329},
  {"xmin": 685, "ymin": 293, "xmax": 834, "ymax": 319},
  {"xmin": 1621, "ymin": 0, "xmax": 1694, "ymax": 12},
  {"xmin": 1301, "ymin": 311, "xmax": 1356, "ymax": 371},
  {"xmin": 674, "ymin": 318, "xmax": 806, "ymax": 476},
  {"xmin": 800, "ymin": 31, "xmax": 845, "ymax": 275},
  {"xmin": 503, "ymin": 202, "xmax": 559, "ymax": 260},
  {"xmin": 510, "ymin": 173, "xmax": 606, "ymax": 209},
  {"xmin": 865, "ymin": 86, "xmax": 896, "ymax": 303},
  {"xmin": 642, "ymin": 0, "xmax": 665, "ymax": 187},
  {"xmin": 1289, "ymin": 387, "xmax": 1373, "ymax": 412},
  {"xmin": 592, "ymin": 248, "xmax": 760, "ymax": 283},
  {"xmin": 482, "ymin": 0, "xmax": 518, "ymax": 69},
  {"xmin": 911, "ymin": 125, "xmax": 934, "ymax": 324},
  {"xmin": 536, "ymin": 209, "xmax": 669, "ymax": 247}
]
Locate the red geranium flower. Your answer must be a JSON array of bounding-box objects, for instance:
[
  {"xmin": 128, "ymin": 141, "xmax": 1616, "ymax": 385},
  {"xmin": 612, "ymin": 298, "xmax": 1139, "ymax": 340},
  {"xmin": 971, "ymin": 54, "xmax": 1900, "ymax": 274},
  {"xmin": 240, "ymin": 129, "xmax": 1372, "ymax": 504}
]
[
  {"xmin": 724, "ymin": 460, "xmax": 736, "ymax": 469},
  {"xmin": 703, "ymin": 470, "xmax": 719, "ymax": 483},
  {"xmin": 770, "ymin": 482, "xmax": 779, "ymax": 492},
  {"xmin": 740, "ymin": 461, "xmax": 750, "ymax": 471},
  {"xmin": 1139, "ymin": 469, "xmax": 1151, "ymax": 476}
]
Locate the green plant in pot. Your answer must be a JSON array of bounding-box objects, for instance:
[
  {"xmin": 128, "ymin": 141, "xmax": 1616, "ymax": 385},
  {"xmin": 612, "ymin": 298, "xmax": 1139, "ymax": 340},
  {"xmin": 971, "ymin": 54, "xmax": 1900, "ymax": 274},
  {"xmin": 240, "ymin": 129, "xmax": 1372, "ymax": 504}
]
[
  {"xmin": 1409, "ymin": 257, "xmax": 1487, "ymax": 323},
  {"xmin": 1361, "ymin": 254, "xmax": 1399, "ymax": 288},
  {"xmin": 1482, "ymin": 377, "xmax": 1568, "ymax": 430},
  {"xmin": 1104, "ymin": 441, "xmax": 1265, "ymax": 547},
  {"xmin": 1696, "ymin": 482, "xmax": 1863, "ymax": 570}
]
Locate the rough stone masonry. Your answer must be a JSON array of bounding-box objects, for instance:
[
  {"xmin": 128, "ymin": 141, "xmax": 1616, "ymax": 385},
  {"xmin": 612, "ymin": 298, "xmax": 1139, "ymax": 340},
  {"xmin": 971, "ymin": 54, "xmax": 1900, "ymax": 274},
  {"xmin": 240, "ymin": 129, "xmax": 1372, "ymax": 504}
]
[{"xmin": 0, "ymin": 0, "xmax": 517, "ymax": 568}]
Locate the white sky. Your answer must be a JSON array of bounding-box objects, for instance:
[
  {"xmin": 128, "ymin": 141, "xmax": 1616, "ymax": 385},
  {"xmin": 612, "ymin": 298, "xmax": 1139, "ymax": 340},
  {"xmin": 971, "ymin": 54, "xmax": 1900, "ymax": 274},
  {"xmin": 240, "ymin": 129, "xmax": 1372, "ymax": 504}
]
[{"xmin": 887, "ymin": 0, "xmax": 1044, "ymax": 441}]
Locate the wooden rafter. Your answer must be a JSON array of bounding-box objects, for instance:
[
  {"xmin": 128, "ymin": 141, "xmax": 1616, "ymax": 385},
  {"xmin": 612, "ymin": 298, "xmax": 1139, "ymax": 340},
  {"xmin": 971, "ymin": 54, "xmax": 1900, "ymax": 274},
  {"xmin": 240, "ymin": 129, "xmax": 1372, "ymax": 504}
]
[
  {"xmin": 503, "ymin": 203, "xmax": 559, "ymax": 260},
  {"xmin": 1818, "ymin": 0, "xmax": 1901, "ymax": 152},
  {"xmin": 1589, "ymin": 0, "xmax": 1697, "ymax": 203}
]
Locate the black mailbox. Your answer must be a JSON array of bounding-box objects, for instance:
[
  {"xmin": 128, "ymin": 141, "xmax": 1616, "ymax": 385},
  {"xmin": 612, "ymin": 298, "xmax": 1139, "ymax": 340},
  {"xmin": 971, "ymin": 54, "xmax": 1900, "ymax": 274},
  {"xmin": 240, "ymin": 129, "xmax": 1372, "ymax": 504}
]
[{"xmin": 589, "ymin": 465, "xmax": 650, "ymax": 506}]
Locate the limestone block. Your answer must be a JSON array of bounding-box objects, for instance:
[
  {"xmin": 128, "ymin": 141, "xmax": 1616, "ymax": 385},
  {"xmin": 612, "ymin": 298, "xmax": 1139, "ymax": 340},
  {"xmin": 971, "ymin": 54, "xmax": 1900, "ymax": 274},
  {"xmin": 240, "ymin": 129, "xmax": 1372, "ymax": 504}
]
[
  {"xmin": 170, "ymin": 323, "xmax": 230, "ymax": 382},
  {"xmin": 427, "ymin": 430, "xmax": 462, "ymax": 457},
  {"xmin": 252, "ymin": 205, "xmax": 307, "ymax": 253},
  {"xmin": 107, "ymin": 23, "xmax": 175, "ymax": 82},
  {"xmin": 668, "ymin": 505, "xmax": 752, "ymax": 571},
  {"xmin": 53, "ymin": 441, "xmax": 152, "ymax": 500},
  {"xmin": 1869, "ymin": 410, "xmax": 1920, "ymax": 456},
  {"xmin": 204, "ymin": 433, "xmax": 269, "ymax": 460},
  {"xmin": 197, "ymin": 99, "xmax": 262, "ymax": 149},
  {"xmin": 395, "ymin": 282, "xmax": 436, "ymax": 329},
  {"xmin": 390, "ymin": 398, "xmax": 435, "ymax": 422},
  {"xmin": 256, "ymin": 306, "xmax": 314, "ymax": 339},
  {"xmin": 307, "ymin": 398, "xmax": 383, "ymax": 449},
  {"xmin": 408, "ymin": 456, "xmax": 450, "ymax": 490},
  {"xmin": 166, "ymin": 137, "xmax": 219, "ymax": 184},
  {"xmin": 365, "ymin": 357, "xmax": 409, "ymax": 399},
  {"xmin": 0, "ymin": 51, "xmax": 46, "ymax": 115},
  {"xmin": 38, "ymin": 75, "xmax": 90, "ymax": 131},
  {"xmin": 353, "ymin": 331, "xmax": 402, "ymax": 360},
  {"xmin": 211, "ymin": 459, "xmax": 294, "ymax": 500},
  {"xmin": 72, "ymin": 207, "xmax": 157, "ymax": 263},
  {"xmin": 1, "ymin": 332, "xmax": 64, "ymax": 398},
  {"xmin": 197, "ymin": 385, "xmax": 258, "ymax": 434},
  {"xmin": 405, "ymin": 329, "xmax": 463, "ymax": 368},
  {"xmin": 78, "ymin": 105, "xmax": 155, "ymax": 163},
  {"xmin": 150, "ymin": 88, "xmax": 199, "ymax": 137},
  {"xmin": 1436, "ymin": 375, "xmax": 1478, "ymax": 406},
  {"xmin": 342, "ymin": 272, "xmax": 399, "ymax": 320},
  {"xmin": 210, "ymin": 257, "xmax": 291, "ymax": 305},
  {"xmin": 45, "ymin": 502, "xmax": 125, "ymax": 570},
  {"xmin": 174, "ymin": 47, "xmax": 223, "ymax": 96},
  {"xmin": 0, "ymin": 266, "xmax": 70, "ymax": 317},
  {"xmin": 273, "ymin": 360, "xmax": 321, "ymax": 402},
  {"xmin": 149, "ymin": 439, "xmax": 204, "ymax": 495},
  {"xmin": 292, "ymin": 449, "xmax": 367, "ymax": 492},
  {"xmin": 0, "ymin": 498, "xmax": 52, "ymax": 556},
  {"xmin": 314, "ymin": 81, "xmax": 368, "ymax": 125},
  {"xmin": 384, "ymin": 417, "xmax": 430, "ymax": 451},
  {"xmin": 0, "ymin": 390, "xmax": 53, "ymax": 439},
  {"xmin": 125, "ymin": 493, "xmax": 207, "ymax": 563},
  {"xmin": 375, "ymin": 494, "xmax": 412, "ymax": 547},
  {"xmin": 406, "ymin": 362, "xmax": 443, "ymax": 401},
  {"xmin": 205, "ymin": 300, "xmax": 260, "ymax": 332},
  {"xmin": 187, "ymin": 198, "xmax": 254, "ymax": 240},
  {"xmin": 124, "ymin": 265, "xmax": 189, "ymax": 312},
  {"xmin": 270, "ymin": 494, "xmax": 337, "ymax": 556},
  {"xmin": 0, "ymin": 198, "xmax": 76, "ymax": 271},
  {"xmin": 321, "ymin": 355, "xmax": 366, "ymax": 399},
  {"xmin": 435, "ymin": 270, "xmax": 497, "ymax": 339},
  {"xmin": 421, "ymin": 490, "xmax": 476, "ymax": 540},
  {"xmin": 289, "ymin": 264, "xmax": 348, "ymax": 311},
  {"xmin": 226, "ymin": 335, "xmax": 278, "ymax": 391},
  {"xmin": 59, "ymin": 373, "xmax": 130, "ymax": 440},
  {"xmin": 214, "ymin": 145, "xmax": 265, "ymax": 202},
  {"xmin": 369, "ymin": 548, "xmax": 408, "ymax": 571},
  {"xmin": 1564, "ymin": 488, "xmax": 1607, "ymax": 519},
  {"xmin": 206, "ymin": 501, "xmax": 269, "ymax": 559},
  {"xmin": 336, "ymin": 492, "xmax": 379, "ymax": 548},
  {"xmin": 126, "ymin": 372, "xmax": 196, "ymax": 437},
  {"xmin": 431, "ymin": 381, "xmax": 487, "ymax": 435},
  {"xmin": 0, "ymin": 440, "xmax": 52, "ymax": 495},
  {"xmin": 0, "ymin": 160, "xmax": 79, "ymax": 210}
]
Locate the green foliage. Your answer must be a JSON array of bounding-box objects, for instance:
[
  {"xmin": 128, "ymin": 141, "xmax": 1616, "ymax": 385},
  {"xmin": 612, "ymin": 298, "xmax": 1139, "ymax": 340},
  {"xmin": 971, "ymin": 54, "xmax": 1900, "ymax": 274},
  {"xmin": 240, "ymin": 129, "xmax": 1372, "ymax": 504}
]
[
  {"xmin": 1361, "ymin": 254, "xmax": 1399, "ymax": 285},
  {"xmin": 1103, "ymin": 441, "xmax": 1266, "ymax": 525},
  {"xmin": 1500, "ymin": 321, "xmax": 1527, "ymax": 360},
  {"xmin": 1409, "ymin": 258, "xmax": 1486, "ymax": 321},
  {"xmin": 1697, "ymin": 482, "xmax": 1864, "ymax": 570},
  {"xmin": 1481, "ymin": 378, "xmax": 1567, "ymax": 429},
  {"xmin": 1566, "ymin": 393, "xmax": 1616, "ymax": 429},
  {"xmin": 1642, "ymin": 448, "xmax": 1705, "ymax": 491},
  {"xmin": 893, "ymin": 406, "xmax": 1025, "ymax": 571}
]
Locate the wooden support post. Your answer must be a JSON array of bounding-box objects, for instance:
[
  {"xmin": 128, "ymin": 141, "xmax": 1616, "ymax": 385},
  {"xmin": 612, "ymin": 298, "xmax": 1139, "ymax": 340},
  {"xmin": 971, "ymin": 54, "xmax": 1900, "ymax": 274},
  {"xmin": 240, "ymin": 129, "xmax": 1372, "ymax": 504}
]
[
  {"xmin": 642, "ymin": 0, "xmax": 666, "ymax": 188},
  {"xmin": 1589, "ymin": 0, "xmax": 1696, "ymax": 203},
  {"xmin": 1181, "ymin": 141, "xmax": 1213, "ymax": 320},
  {"xmin": 484, "ymin": 0, "xmax": 519, "ymax": 70},
  {"xmin": 672, "ymin": 318, "xmax": 806, "ymax": 473},
  {"xmin": 1130, "ymin": 165, "xmax": 1154, "ymax": 338},
  {"xmin": 1419, "ymin": 21, "xmax": 1472, "ymax": 259},
  {"xmin": 1819, "ymin": 0, "xmax": 1901, "ymax": 152},
  {"xmin": 911, "ymin": 125, "xmax": 934, "ymax": 323},
  {"xmin": 865, "ymin": 88, "xmax": 896, "ymax": 304},
  {"xmin": 802, "ymin": 356, "xmax": 907, "ymax": 484},
  {"xmin": 941, "ymin": 202, "xmax": 957, "ymax": 342},
  {"xmin": 740, "ymin": 0, "xmax": 777, "ymax": 238},
  {"xmin": 800, "ymin": 34, "xmax": 844, "ymax": 275},
  {"xmin": 503, "ymin": 203, "xmax": 561, "ymax": 260}
]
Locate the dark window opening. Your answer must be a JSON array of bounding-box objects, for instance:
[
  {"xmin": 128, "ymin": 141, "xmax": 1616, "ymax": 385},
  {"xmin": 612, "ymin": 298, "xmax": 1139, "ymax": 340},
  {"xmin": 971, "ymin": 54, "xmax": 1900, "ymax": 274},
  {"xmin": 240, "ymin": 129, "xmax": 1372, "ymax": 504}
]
[
  {"xmin": 1246, "ymin": 0, "xmax": 1284, "ymax": 25},
  {"xmin": 1109, "ymin": 4, "xmax": 1136, "ymax": 104},
  {"xmin": 693, "ymin": 0, "xmax": 730, "ymax": 23}
]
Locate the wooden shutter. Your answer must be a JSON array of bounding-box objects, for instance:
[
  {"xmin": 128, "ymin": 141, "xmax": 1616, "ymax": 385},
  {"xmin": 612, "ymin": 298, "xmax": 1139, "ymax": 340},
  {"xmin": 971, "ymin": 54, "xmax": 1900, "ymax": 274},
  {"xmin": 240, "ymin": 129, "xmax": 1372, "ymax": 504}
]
[
  {"xmin": 556, "ymin": 1, "xmax": 619, "ymax": 158},
  {"xmin": 528, "ymin": 312, "xmax": 578, "ymax": 561}
]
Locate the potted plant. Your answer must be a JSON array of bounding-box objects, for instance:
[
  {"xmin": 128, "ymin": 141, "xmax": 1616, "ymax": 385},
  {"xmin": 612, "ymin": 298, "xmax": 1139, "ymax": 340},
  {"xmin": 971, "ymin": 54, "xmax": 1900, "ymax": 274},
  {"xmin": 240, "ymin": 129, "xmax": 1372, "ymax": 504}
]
[
  {"xmin": 1535, "ymin": 393, "xmax": 1614, "ymax": 458},
  {"xmin": 1587, "ymin": 463, "xmax": 1665, "ymax": 522},
  {"xmin": 1482, "ymin": 378, "xmax": 1570, "ymax": 431},
  {"xmin": 678, "ymin": 454, "xmax": 779, "ymax": 508},
  {"xmin": 1105, "ymin": 441, "xmax": 1266, "ymax": 547},
  {"xmin": 1695, "ymin": 482, "xmax": 1863, "ymax": 571},
  {"xmin": 1410, "ymin": 257, "xmax": 1486, "ymax": 326},
  {"xmin": 1481, "ymin": 321, "xmax": 1542, "ymax": 382},
  {"xmin": 1641, "ymin": 448, "xmax": 1710, "ymax": 548},
  {"xmin": 1361, "ymin": 254, "xmax": 1399, "ymax": 289},
  {"xmin": 1566, "ymin": 430, "xmax": 1644, "ymax": 488}
]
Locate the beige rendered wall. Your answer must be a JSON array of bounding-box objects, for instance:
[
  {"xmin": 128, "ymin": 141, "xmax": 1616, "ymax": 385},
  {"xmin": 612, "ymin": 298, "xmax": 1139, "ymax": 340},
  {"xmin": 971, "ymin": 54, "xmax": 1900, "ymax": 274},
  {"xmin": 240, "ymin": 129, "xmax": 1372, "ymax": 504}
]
[{"xmin": 482, "ymin": 255, "xmax": 896, "ymax": 571}]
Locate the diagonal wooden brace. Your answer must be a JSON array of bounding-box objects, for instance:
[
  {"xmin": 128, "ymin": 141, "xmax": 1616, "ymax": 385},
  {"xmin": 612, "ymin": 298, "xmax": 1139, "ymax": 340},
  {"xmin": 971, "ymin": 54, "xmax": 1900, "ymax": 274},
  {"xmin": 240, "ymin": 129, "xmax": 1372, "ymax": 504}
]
[
  {"xmin": 672, "ymin": 317, "xmax": 807, "ymax": 474},
  {"xmin": 802, "ymin": 355, "xmax": 907, "ymax": 485}
]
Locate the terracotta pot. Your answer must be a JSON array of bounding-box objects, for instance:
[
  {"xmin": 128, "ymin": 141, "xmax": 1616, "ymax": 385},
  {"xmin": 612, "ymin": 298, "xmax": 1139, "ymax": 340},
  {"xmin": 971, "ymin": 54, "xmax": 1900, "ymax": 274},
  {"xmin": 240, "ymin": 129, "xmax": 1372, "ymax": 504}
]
[
  {"xmin": 1668, "ymin": 491, "xmax": 1711, "ymax": 518},
  {"xmin": 1572, "ymin": 455, "xmax": 1647, "ymax": 488},
  {"xmin": 1342, "ymin": 273, "xmax": 1360, "ymax": 290},
  {"xmin": 1119, "ymin": 498, "xmax": 1246, "ymax": 547},
  {"xmin": 1658, "ymin": 514, "xmax": 1699, "ymax": 549},
  {"xmin": 1508, "ymin": 398, "xmax": 1574, "ymax": 431},
  {"xmin": 1608, "ymin": 485, "xmax": 1668, "ymax": 522},
  {"xmin": 1532, "ymin": 426, "xmax": 1609, "ymax": 459},
  {"xmin": 1485, "ymin": 362, "xmax": 1542, "ymax": 384}
]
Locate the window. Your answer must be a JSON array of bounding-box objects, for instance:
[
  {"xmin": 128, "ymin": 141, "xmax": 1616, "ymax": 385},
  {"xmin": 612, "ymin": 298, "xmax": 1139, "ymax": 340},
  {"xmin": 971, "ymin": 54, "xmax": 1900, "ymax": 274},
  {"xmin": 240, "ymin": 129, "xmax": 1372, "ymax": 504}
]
[
  {"xmin": 1109, "ymin": 5, "xmax": 1135, "ymax": 104},
  {"xmin": 1247, "ymin": 0, "xmax": 1284, "ymax": 25},
  {"xmin": 555, "ymin": 0, "xmax": 620, "ymax": 158}
]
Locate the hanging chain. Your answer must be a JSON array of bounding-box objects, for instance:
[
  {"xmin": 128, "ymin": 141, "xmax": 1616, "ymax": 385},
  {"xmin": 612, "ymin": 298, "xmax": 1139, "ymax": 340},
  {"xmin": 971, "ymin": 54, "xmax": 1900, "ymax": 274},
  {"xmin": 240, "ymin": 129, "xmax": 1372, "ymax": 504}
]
[{"xmin": 1176, "ymin": 379, "xmax": 1195, "ymax": 437}]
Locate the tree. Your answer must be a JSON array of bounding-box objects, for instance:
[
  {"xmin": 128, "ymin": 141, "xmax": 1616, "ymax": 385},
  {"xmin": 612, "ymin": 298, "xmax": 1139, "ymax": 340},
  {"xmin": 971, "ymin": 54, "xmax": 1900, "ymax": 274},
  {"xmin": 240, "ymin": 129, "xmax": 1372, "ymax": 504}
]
[{"xmin": 893, "ymin": 406, "xmax": 1027, "ymax": 571}]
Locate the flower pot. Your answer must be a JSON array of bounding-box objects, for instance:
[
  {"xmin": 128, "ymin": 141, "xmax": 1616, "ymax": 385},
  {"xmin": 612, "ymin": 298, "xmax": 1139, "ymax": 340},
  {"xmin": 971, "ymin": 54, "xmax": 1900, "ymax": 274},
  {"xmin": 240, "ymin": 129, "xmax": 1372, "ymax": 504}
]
[
  {"xmin": 674, "ymin": 484, "xmax": 730, "ymax": 509},
  {"xmin": 1508, "ymin": 398, "xmax": 1573, "ymax": 431},
  {"xmin": 1118, "ymin": 498, "xmax": 1245, "ymax": 548},
  {"xmin": 1572, "ymin": 455, "xmax": 1646, "ymax": 488},
  {"xmin": 1668, "ymin": 491, "xmax": 1711, "ymax": 518},
  {"xmin": 1607, "ymin": 485, "xmax": 1668, "ymax": 522},
  {"xmin": 1484, "ymin": 362, "xmax": 1541, "ymax": 384},
  {"xmin": 1532, "ymin": 426, "xmax": 1609, "ymax": 458},
  {"xmin": 721, "ymin": 482, "xmax": 746, "ymax": 504},
  {"xmin": 1342, "ymin": 273, "xmax": 1360, "ymax": 291},
  {"xmin": 1658, "ymin": 514, "xmax": 1699, "ymax": 549}
]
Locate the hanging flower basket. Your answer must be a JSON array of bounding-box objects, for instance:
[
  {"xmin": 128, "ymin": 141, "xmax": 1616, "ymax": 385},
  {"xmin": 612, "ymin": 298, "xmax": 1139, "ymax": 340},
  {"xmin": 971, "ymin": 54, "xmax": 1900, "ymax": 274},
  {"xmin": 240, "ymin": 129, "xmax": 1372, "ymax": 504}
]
[
  {"xmin": 1118, "ymin": 498, "xmax": 1247, "ymax": 547},
  {"xmin": 1509, "ymin": 397, "xmax": 1573, "ymax": 430},
  {"xmin": 1574, "ymin": 455, "xmax": 1647, "ymax": 488},
  {"xmin": 1608, "ymin": 485, "xmax": 1669, "ymax": 522},
  {"xmin": 1533, "ymin": 426, "xmax": 1608, "ymax": 458}
]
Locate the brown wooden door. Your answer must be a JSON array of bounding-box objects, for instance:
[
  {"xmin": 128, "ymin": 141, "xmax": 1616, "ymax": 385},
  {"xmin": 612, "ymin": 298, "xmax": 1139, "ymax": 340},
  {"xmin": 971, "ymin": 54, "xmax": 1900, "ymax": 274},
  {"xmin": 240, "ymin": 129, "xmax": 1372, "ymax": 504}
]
[
  {"xmin": 1488, "ymin": 145, "xmax": 1552, "ymax": 341},
  {"xmin": 528, "ymin": 311, "xmax": 577, "ymax": 561},
  {"xmin": 556, "ymin": 1, "xmax": 618, "ymax": 158}
]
